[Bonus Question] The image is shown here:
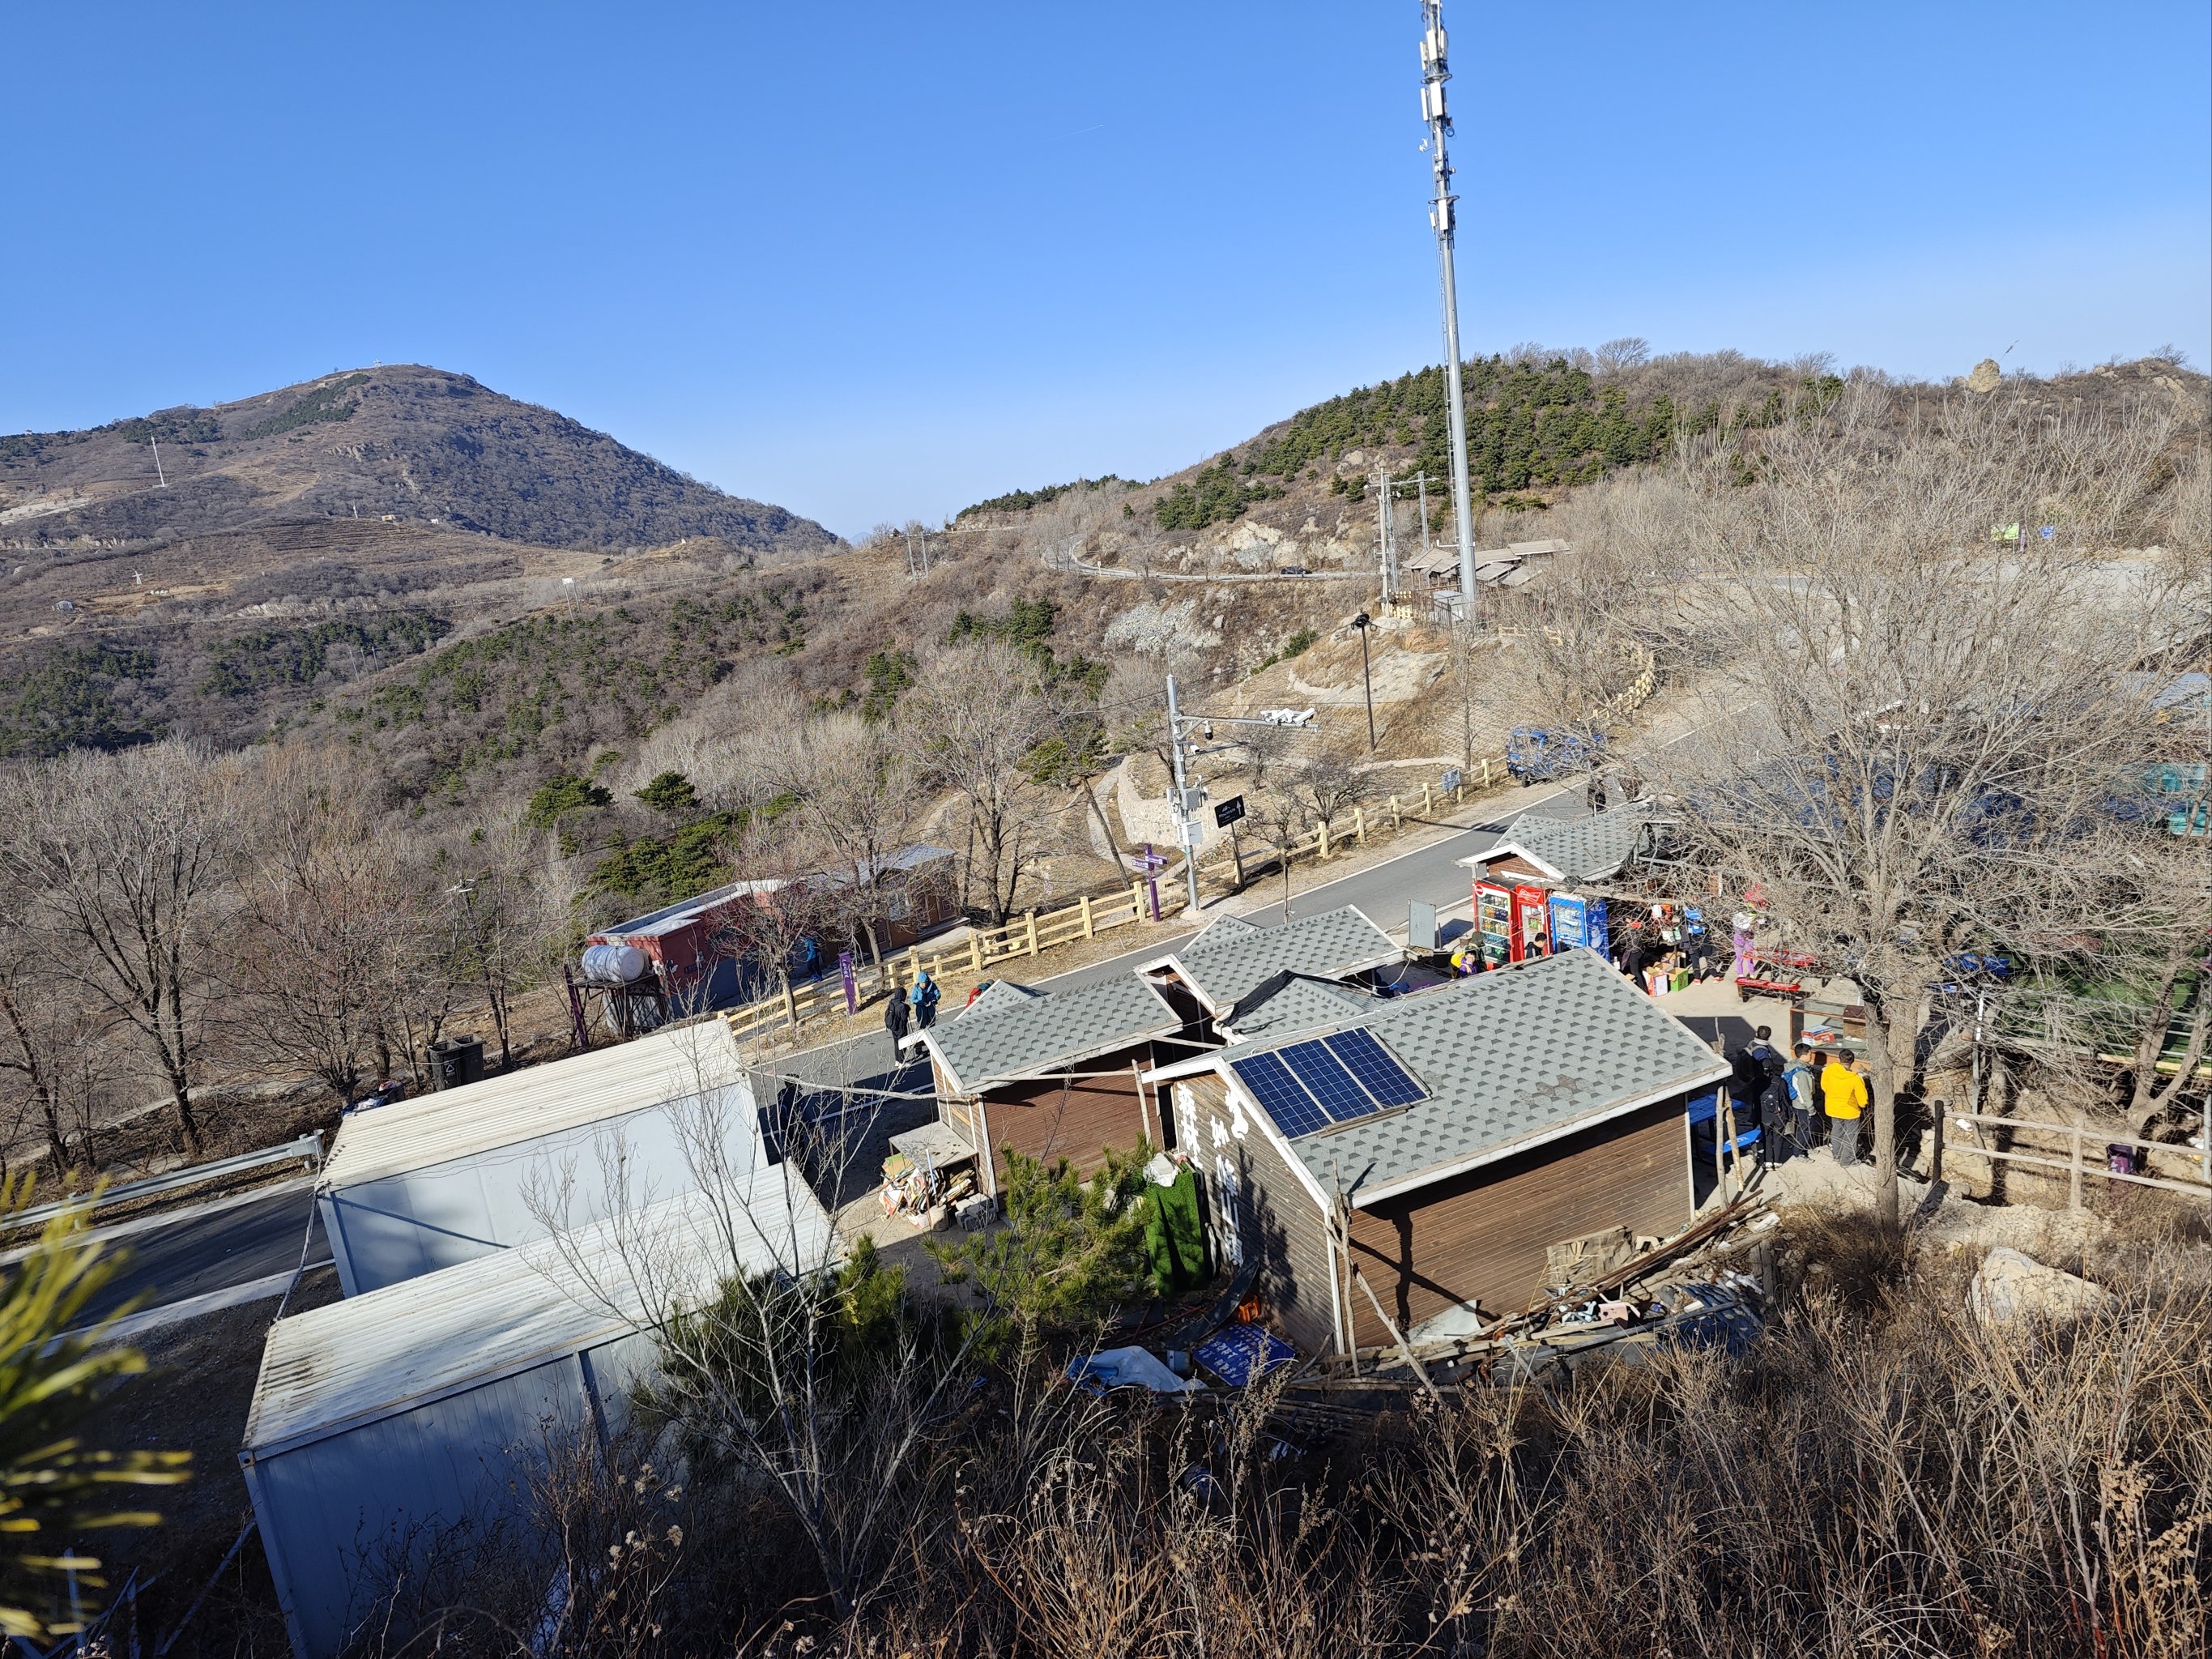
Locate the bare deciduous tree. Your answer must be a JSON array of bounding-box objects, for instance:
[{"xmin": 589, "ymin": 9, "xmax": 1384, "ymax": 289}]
[
  {"xmin": 533, "ymin": 1030, "xmax": 978, "ymax": 1621},
  {"xmin": 757, "ymin": 708, "xmax": 927, "ymax": 964},
  {"xmin": 906, "ymin": 639, "xmax": 1059, "ymax": 925},
  {"xmin": 1645, "ymin": 381, "xmax": 2193, "ymax": 1226},
  {"xmin": 1286, "ymin": 755, "xmax": 1368, "ymax": 841},
  {"xmin": 228, "ymin": 750, "xmax": 424, "ymax": 1107},
  {"xmin": 444, "ymin": 817, "xmax": 563, "ymax": 1072},
  {"xmin": 0, "ymin": 742, "xmax": 241, "ymax": 1154}
]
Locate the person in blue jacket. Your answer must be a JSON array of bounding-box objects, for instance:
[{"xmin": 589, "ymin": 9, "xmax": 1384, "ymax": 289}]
[
  {"xmin": 908, "ymin": 969, "xmax": 940, "ymax": 1031},
  {"xmin": 1783, "ymin": 1043, "xmax": 1821, "ymax": 1158}
]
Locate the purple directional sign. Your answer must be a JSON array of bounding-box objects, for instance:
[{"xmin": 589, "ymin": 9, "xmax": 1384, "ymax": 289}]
[{"xmin": 1137, "ymin": 842, "xmax": 1167, "ymax": 919}]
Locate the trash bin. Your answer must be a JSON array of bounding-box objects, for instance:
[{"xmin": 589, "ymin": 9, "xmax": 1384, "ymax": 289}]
[
  {"xmin": 428, "ymin": 1034, "xmax": 485, "ymax": 1090},
  {"xmin": 2105, "ymin": 1144, "xmax": 2141, "ymax": 1178}
]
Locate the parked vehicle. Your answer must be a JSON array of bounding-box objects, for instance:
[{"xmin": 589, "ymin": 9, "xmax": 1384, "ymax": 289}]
[{"xmin": 1507, "ymin": 726, "xmax": 1608, "ymax": 782}]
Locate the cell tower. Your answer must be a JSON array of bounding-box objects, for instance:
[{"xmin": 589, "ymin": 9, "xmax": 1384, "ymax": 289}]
[{"xmin": 1420, "ymin": 1, "xmax": 1478, "ymax": 616}]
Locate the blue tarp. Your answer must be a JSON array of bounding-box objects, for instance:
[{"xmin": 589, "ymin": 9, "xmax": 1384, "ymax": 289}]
[{"xmin": 1193, "ymin": 1324, "xmax": 1298, "ymax": 1388}]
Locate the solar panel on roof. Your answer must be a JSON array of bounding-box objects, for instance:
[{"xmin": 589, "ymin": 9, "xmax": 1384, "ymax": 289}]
[
  {"xmin": 1228, "ymin": 1051, "xmax": 1331, "ymax": 1139},
  {"xmin": 1323, "ymin": 1029, "xmax": 1426, "ymax": 1107},
  {"xmin": 1276, "ymin": 1038, "xmax": 1381, "ymax": 1124}
]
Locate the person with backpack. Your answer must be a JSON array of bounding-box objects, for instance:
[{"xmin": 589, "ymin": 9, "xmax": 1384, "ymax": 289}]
[
  {"xmin": 883, "ymin": 982, "xmax": 910, "ymax": 1047},
  {"xmin": 1746, "ymin": 1025, "xmax": 1786, "ymax": 1164},
  {"xmin": 1783, "ymin": 1043, "xmax": 1820, "ymax": 1158},
  {"xmin": 908, "ymin": 968, "xmax": 941, "ymax": 1032},
  {"xmin": 1726, "ymin": 1036, "xmax": 1771, "ymax": 1159}
]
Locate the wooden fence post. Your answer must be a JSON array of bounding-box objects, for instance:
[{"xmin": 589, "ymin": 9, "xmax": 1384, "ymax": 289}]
[
  {"xmin": 1480, "ymin": 757, "xmax": 1491, "ymax": 789},
  {"xmin": 1353, "ymin": 806, "xmax": 1367, "ymax": 845},
  {"xmin": 1317, "ymin": 821, "xmax": 1332, "ymax": 860},
  {"xmin": 1080, "ymin": 893, "xmax": 1094, "ymax": 939},
  {"xmin": 1025, "ymin": 911, "xmax": 1040, "ymax": 956},
  {"xmin": 970, "ymin": 932, "xmax": 985, "ymax": 974},
  {"xmin": 906, "ymin": 945, "xmax": 921, "ymax": 987},
  {"xmin": 1421, "ymin": 783, "xmax": 1434, "ymax": 817},
  {"xmin": 1389, "ymin": 793, "xmax": 1402, "ymax": 831},
  {"xmin": 1132, "ymin": 880, "xmax": 1146, "ymax": 920}
]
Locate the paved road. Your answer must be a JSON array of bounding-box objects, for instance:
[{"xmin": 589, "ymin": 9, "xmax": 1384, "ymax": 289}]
[
  {"xmin": 762, "ymin": 779, "xmax": 1587, "ymax": 1102},
  {"xmin": 97, "ymin": 778, "xmax": 1594, "ymax": 1324},
  {"xmin": 60, "ymin": 1179, "xmax": 328, "ymax": 1331}
]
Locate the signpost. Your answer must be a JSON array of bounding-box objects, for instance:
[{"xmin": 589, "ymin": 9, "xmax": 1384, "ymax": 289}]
[
  {"xmin": 1439, "ymin": 767, "xmax": 1462, "ymax": 795},
  {"xmin": 1215, "ymin": 795, "xmax": 1247, "ymax": 889},
  {"xmin": 837, "ymin": 951, "xmax": 857, "ymax": 1014},
  {"xmin": 1137, "ymin": 843, "xmax": 1168, "ymax": 922}
]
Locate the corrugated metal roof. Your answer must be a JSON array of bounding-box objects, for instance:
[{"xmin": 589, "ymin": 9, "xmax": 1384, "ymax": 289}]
[
  {"xmin": 926, "ymin": 972, "xmax": 1180, "ymax": 1093},
  {"xmin": 1164, "ymin": 905, "xmax": 1398, "ymax": 1013},
  {"xmin": 1220, "ymin": 949, "xmax": 1728, "ymax": 1198},
  {"xmin": 320, "ymin": 1025, "xmax": 745, "ymax": 1192},
  {"xmin": 595, "ymin": 844, "xmax": 954, "ymax": 940},
  {"xmin": 598, "ymin": 878, "xmax": 779, "ymax": 940},
  {"xmin": 245, "ymin": 1169, "xmax": 833, "ymax": 1461}
]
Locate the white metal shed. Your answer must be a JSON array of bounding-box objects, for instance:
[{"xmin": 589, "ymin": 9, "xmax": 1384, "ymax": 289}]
[
  {"xmin": 243, "ymin": 1170, "xmax": 834, "ymax": 1659},
  {"xmin": 318, "ymin": 1025, "xmax": 762, "ymax": 1294}
]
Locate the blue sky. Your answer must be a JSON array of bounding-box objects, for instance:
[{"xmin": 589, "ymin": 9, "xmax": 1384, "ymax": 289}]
[{"xmin": 3, "ymin": 2, "xmax": 2205, "ymax": 539}]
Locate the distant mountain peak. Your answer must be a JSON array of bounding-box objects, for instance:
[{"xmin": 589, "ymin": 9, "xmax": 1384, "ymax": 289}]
[{"xmin": 0, "ymin": 365, "xmax": 840, "ymax": 557}]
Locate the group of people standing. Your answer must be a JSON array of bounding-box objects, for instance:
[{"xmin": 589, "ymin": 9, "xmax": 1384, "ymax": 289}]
[{"xmin": 1728, "ymin": 1024, "xmax": 1873, "ymax": 1167}]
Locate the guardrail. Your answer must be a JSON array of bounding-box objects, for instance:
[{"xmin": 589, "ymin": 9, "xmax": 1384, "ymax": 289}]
[
  {"xmin": 7, "ymin": 1131, "xmax": 325, "ymax": 1234},
  {"xmin": 1936, "ymin": 1111, "xmax": 2211, "ymax": 1207}
]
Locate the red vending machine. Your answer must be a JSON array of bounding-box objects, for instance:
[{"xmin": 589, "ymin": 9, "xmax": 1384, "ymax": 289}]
[
  {"xmin": 1473, "ymin": 880, "xmax": 1515, "ymax": 968},
  {"xmin": 1511, "ymin": 885, "xmax": 1552, "ymax": 962}
]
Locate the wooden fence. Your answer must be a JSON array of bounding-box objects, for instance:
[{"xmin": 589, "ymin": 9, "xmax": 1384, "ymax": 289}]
[
  {"xmin": 1936, "ymin": 1111, "xmax": 2212, "ymax": 1208},
  {"xmin": 723, "ymin": 643, "xmax": 1662, "ymax": 1045},
  {"xmin": 726, "ymin": 881, "xmax": 1158, "ymax": 1042}
]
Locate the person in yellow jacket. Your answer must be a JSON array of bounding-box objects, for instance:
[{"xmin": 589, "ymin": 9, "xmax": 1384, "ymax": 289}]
[{"xmin": 1822, "ymin": 1051, "xmax": 1869, "ymax": 1165}]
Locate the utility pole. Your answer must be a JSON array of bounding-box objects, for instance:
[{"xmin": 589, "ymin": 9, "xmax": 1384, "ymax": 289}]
[
  {"xmin": 1165, "ymin": 675, "xmax": 1203, "ymax": 916},
  {"xmin": 1164, "ymin": 682, "xmax": 1318, "ymax": 915},
  {"xmin": 149, "ymin": 436, "xmax": 168, "ymax": 488},
  {"xmin": 1417, "ymin": 470, "xmax": 1430, "ymax": 558},
  {"xmin": 1375, "ymin": 467, "xmax": 1395, "ymax": 603},
  {"xmin": 1421, "ymin": 1, "xmax": 1479, "ymax": 622},
  {"xmin": 1353, "ymin": 611, "xmax": 1377, "ymax": 749}
]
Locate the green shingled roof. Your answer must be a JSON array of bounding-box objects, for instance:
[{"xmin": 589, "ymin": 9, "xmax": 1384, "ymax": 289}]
[
  {"xmin": 1221, "ymin": 949, "xmax": 1728, "ymax": 1200},
  {"xmin": 1163, "ymin": 905, "xmax": 1398, "ymax": 1013},
  {"xmin": 925, "ymin": 971, "xmax": 1181, "ymax": 1093}
]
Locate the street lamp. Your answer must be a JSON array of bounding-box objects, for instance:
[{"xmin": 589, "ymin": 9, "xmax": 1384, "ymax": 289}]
[{"xmin": 1352, "ymin": 611, "xmax": 1376, "ymax": 751}]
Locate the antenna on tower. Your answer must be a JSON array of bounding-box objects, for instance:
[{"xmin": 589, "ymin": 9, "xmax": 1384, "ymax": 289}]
[{"xmin": 1420, "ymin": 1, "xmax": 1478, "ymax": 621}]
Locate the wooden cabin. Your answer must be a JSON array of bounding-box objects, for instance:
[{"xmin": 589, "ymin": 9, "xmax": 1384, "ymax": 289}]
[
  {"xmin": 1147, "ymin": 948, "xmax": 1730, "ymax": 1355},
  {"xmin": 918, "ymin": 906, "xmax": 1401, "ymax": 1196}
]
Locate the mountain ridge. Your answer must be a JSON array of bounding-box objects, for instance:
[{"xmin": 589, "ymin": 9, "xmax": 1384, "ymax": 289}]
[{"xmin": 0, "ymin": 364, "xmax": 841, "ymax": 556}]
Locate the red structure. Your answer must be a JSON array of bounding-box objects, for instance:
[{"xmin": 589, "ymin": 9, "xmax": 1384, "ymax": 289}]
[{"xmin": 586, "ymin": 844, "xmax": 958, "ymax": 1014}]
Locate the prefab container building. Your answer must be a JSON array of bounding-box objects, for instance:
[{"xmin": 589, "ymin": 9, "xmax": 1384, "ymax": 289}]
[
  {"xmin": 243, "ymin": 1175, "xmax": 833, "ymax": 1659},
  {"xmin": 318, "ymin": 1024, "xmax": 763, "ymax": 1295},
  {"xmin": 587, "ymin": 842, "xmax": 961, "ymax": 1013}
]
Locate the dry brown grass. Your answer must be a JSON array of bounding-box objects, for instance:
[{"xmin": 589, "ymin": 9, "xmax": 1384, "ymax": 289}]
[{"xmin": 286, "ymin": 1222, "xmax": 2212, "ymax": 1659}]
